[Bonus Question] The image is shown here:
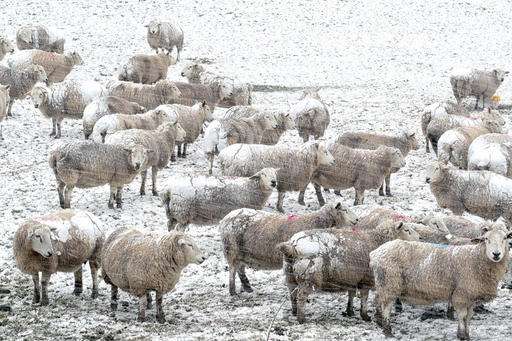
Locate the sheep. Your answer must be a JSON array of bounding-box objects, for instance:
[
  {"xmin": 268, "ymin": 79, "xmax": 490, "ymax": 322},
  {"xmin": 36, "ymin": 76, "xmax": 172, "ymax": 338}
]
[
  {"xmin": 424, "ymin": 107, "xmax": 504, "ymax": 154},
  {"xmin": 218, "ymin": 141, "xmax": 335, "ymax": 212},
  {"xmin": 289, "ymin": 89, "xmax": 330, "ymax": 142},
  {"xmin": 0, "ymin": 36, "xmax": 15, "ymax": 61},
  {"xmin": 105, "ymin": 121, "xmax": 186, "ymax": 196},
  {"xmin": 173, "ymin": 81, "xmax": 232, "ymax": 110},
  {"xmin": 336, "ymin": 131, "xmax": 419, "ymax": 196},
  {"xmin": 310, "ymin": 143, "xmax": 405, "ymax": 206},
  {"xmin": 16, "ymin": 25, "xmax": 65, "ymax": 53},
  {"xmin": 370, "ymin": 220, "xmax": 511, "ymax": 340},
  {"xmin": 277, "ymin": 220, "xmax": 419, "ymax": 323},
  {"xmin": 180, "ymin": 62, "xmax": 252, "ymax": 106},
  {"xmin": 0, "ymin": 84, "xmax": 9, "ymax": 140},
  {"xmin": 0, "ymin": 64, "xmax": 47, "ymax": 116},
  {"xmin": 426, "ymin": 162, "xmax": 512, "ymax": 222},
  {"xmin": 146, "ymin": 20, "xmax": 184, "ymax": 61},
  {"xmin": 13, "ymin": 209, "xmax": 104, "ymax": 305},
  {"xmin": 82, "ymin": 96, "xmax": 146, "ymax": 139},
  {"xmin": 357, "ymin": 207, "xmax": 415, "ymax": 230},
  {"xmin": 49, "ymin": 140, "xmax": 150, "ymax": 209},
  {"xmin": 450, "ymin": 68, "xmax": 509, "ymax": 109},
  {"xmin": 420, "ymin": 213, "xmax": 481, "ymax": 240},
  {"xmin": 161, "ymin": 167, "xmax": 278, "ymax": 230},
  {"xmin": 467, "ymin": 133, "xmax": 512, "ymax": 177},
  {"xmin": 106, "ymin": 79, "xmax": 181, "ymax": 110},
  {"xmin": 118, "ymin": 50, "xmax": 176, "ymax": 84},
  {"xmin": 219, "ymin": 202, "xmax": 358, "ymax": 295},
  {"xmin": 101, "ymin": 228, "xmax": 205, "ymax": 323},
  {"xmin": 8, "ymin": 50, "xmax": 83, "ymax": 83},
  {"xmin": 91, "ymin": 107, "xmax": 170, "ymax": 143},
  {"xmin": 31, "ymin": 80, "xmax": 104, "ymax": 138}
]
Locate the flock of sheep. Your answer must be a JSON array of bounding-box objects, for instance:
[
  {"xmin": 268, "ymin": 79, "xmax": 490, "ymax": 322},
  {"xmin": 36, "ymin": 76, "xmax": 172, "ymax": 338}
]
[{"xmin": 2, "ymin": 21, "xmax": 512, "ymax": 341}]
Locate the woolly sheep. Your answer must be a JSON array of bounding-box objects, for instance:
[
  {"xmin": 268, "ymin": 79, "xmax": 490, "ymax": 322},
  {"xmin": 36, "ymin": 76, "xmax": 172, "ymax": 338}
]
[
  {"xmin": 310, "ymin": 143, "xmax": 405, "ymax": 206},
  {"xmin": 31, "ymin": 80, "xmax": 104, "ymax": 138},
  {"xmin": 91, "ymin": 107, "xmax": 170, "ymax": 143},
  {"xmin": 102, "ymin": 228, "xmax": 205, "ymax": 323},
  {"xmin": 218, "ymin": 141, "xmax": 335, "ymax": 212},
  {"xmin": 219, "ymin": 202, "xmax": 358, "ymax": 295},
  {"xmin": 16, "ymin": 25, "xmax": 65, "ymax": 53},
  {"xmin": 106, "ymin": 79, "xmax": 181, "ymax": 110},
  {"xmin": 420, "ymin": 213, "xmax": 481, "ymax": 240},
  {"xmin": 146, "ymin": 20, "xmax": 184, "ymax": 61},
  {"xmin": 0, "ymin": 35, "xmax": 15, "ymax": 61},
  {"xmin": 173, "ymin": 81, "xmax": 232, "ymax": 110},
  {"xmin": 82, "ymin": 96, "xmax": 146, "ymax": 139},
  {"xmin": 105, "ymin": 121, "xmax": 186, "ymax": 195},
  {"xmin": 0, "ymin": 84, "xmax": 9, "ymax": 140},
  {"xmin": 161, "ymin": 168, "xmax": 278, "ymax": 230},
  {"xmin": 467, "ymin": 133, "xmax": 512, "ymax": 177},
  {"xmin": 118, "ymin": 50, "xmax": 176, "ymax": 84},
  {"xmin": 0, "ymin": 64, "xmax": 47, "ymax": 116},
  {"xmin": 370, "ymin": 220, "xmax": 511, "ymax": 339},
  {"xmin": 49, "ymin": 140, "xmax": 150, "ymax": 209},
  {"xmin": 336, "ymin": 131, "xmax": 419, "ymax": 196},
  {"xmin": 450, "ymin": 68, "xmax": 509, "ymax": 109},
  {"xmin": 13, "ymin": 209, "xmax": 104, "ymax": 305},
  {"xmin": 277, "ymin": 220, "xmax": 419, "ymax": 323},
  {"xmin": 8, "ymin": 50, "xmax": 83, "ymax": 83},
  {"xmin": 289, "ymin": 89, "xmax": 330, "ymax": 142}
]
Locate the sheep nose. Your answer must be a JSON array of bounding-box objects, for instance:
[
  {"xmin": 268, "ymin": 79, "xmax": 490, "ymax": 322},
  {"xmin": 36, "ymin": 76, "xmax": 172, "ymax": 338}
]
[
  {"xmin": 34, "ymin": 104, "xmax": 39, "ymax": 108},
  {"xmin": 271, "ymin": 180, "xmax": 277, "ymax": 187},
  {"xmin": 46, "ymin": 252, "xmax": 53, "ymax": 257},
  {"xmin": 135, "ymin": 163, "xmax": 141, "ymax": 170},
  {"xmin": 180, "ymin": 72, "xmax": 185, "ymax": 76},
  {"xmin": 426, "ymin": 178, "xmax": 431, "ymax": 183},
  {"xmin": 493, "ymin": 252, "xmax": 501, "ymax": 260}
]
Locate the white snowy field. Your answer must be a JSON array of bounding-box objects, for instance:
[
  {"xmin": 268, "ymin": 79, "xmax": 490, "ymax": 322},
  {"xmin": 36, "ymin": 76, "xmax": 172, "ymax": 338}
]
[{"xmin": 1, "ymin": 0, "xmax": 512, "ymax": 340}]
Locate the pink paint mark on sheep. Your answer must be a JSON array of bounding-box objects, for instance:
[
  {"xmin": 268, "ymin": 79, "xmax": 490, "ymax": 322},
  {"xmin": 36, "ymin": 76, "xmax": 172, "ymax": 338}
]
[
  {"xmin": 287, "ymin": 214, "xmax": 299, "ymax": 222},
  {"xmin": 391, "ymin": 213, "xmax": 413, "ymax": 222}
]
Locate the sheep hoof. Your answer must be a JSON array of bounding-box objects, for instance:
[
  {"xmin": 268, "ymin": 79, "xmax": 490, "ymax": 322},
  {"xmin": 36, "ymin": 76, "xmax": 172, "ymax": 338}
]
[
  {"xmin": 73, "ymin": 287, "xmax": 83, "ymax": 296},
  {"xmin": 473, "ymin": 304, "xmax": 491, "ymax": 314},
  {"xmin": 32, "ymin": 296, "xmax": 40, "ymax": 304},
  {"xmin": 140, "ymin": 190, "xmax": 146, "ymax": 196},
  {"xmin": 242, "ymin": 286, "xmax": 253, "ymax": 293},
  {"xmin": 156, "ymin": 315, "xmax": 166, "ymax": 324},
  {"xmin": 91, "ymin": 290, "xmax": 98, "ymax": 299},
  {"xmin": 152, "ymin": 190, "xmax": 158, "ymax": 196},
  {"xmin": 342, "ymin": 309, "xmax": 355, "ymax": 317},
  {"xmin": 379, "ymin": 190, "xmax": 385, "ymax": 196},
  {"xmin": 297, "ymin": 316, "xmax": 306, "ymax": 324},
  {"xmin": 40, "ymin": 298, "xmax": 49, "ymax": 306},
  {"xmin": 361, "ymin": 313, "xmax": 371, "ymax": 322},
  {"xmin": 386, "ymin": 193, "xmax": 393, "ymax": 197},
  {"xmin": 116, "ymin": 203, "xmax": 122, "ymax": 209},
  {"xmin": 298, "ymin": 200, "xmax": 305, "ymax": 206},
  {"xmin": 137, "ymin": 316, "xmax": 145, "ymax": 323}
]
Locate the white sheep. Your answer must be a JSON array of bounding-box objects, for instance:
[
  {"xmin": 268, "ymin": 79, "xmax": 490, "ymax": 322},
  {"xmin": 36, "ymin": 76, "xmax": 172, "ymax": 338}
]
[
  {"xmin": 0, "ymin": 35, "xmax": 15, "ymax": 61},
  {"xmin": 16, "ymin": 25, "xmax": 65, "ymax": 53},
  {"xmin": 106, "ymin": 79, "xmax": 182, "ymax": 110},
  {"xmin": 467, "ymin": 133, "xmax": 512, "ymax": 177},
  {"xmin": 118, "ymin": 51, "xmax": 176, "ymax": 84},
  {"xmin": 0, "ymin": 84, "xmax": 10, "ymax": 140},
  {"xmin": 146, "ymin": 20, "xmax": 184, "ymax": 61},
  {"xmin": 289, "ymin": 89, "xmax": 330, "ymax": 142}
]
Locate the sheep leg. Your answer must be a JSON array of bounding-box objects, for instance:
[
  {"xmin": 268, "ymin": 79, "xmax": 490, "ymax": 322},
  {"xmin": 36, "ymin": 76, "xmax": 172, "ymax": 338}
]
[
  {"xmin": 379, "ymin": 183, "xmax": 385, "ymax": 196},
  {"xmin": 57, "ymin": 181, "xmax": 65, "ymax": 208},
  {"xmin": 276, "ymin": 191, "xmax": 285, "ymax": 213},
  {"xmin": 228, "ymin": 264, "xmax": 238, "ymax": 295},
  {"xmin": 177, "ymin": 144, "xmax": 182, "ymax": 158},
  {"xmin": 385, "ymin": 174, "xmax": 392, "ymax": 196},
  {"xmin": 425, "ymin": 136, "xmax": 430, "ymax": 153},
  {"xmin": 89, "ymin": 259, "xmax": 99, "ymax": 299},
  {"xmin": 380, "ymin": 300, "xmax": 394, "ymax": 337},
  {"xmin": 116, "ymin": 187, "xmax": 123, "ymax": 208},
  {"xmin": 64, "ymin": 185, "xmax": 74, "ymax": 209},
  {"xmin": 296, "ymin": 284, "xmax": 312, "ymax": 323},
  {"xmin": 50, "ymin": 118, "xmax": 57, "ymax": 137},
  {"xmin": 55, "ymin": 119, "xmax": 62, "ymax": 139},
  {"xmin": 237, "ymin": 265, "xmax": 253, "ymax": 293},
  {"xmin": 40, "ymin": 272, "xmax": 50, "ymax": 306},
  {"xmin": 140, "ymin": 170, "xmax": 147, "ymax": 196},
  {"xmin": 0, "ymin": 124, "xmax": 3, "ymax": 140},
  {"xmin": 108, "ymin": 186, "xmax": 116, "ymax": 209},
  {"xmin": 182, "ymin": 143, "xmax": 188, "ymax": 158},
  {"xmin": 474, "ymin": 95, "xmax": 480, "ymax": 110},
  {"xmin": 360, "ymin": 289, "xmax": 371, "ymax": 321},
  {"xmin": 7, "ymin": 98, "xmax": 14, "ymax": 117},
  {"xmin": 73, "ymin": 267, "xmax": 83, "ymax": 295},
  {"xmin": 354, "ymin": 189, "xmax": 365, "ymax": 205},
  {"xmin": 146, "ymin": 290, "xmax": 153, "ymax": 309},
  {"xmin": 110, "ymin": 285, "xmax": 119, "ymax": 311},
  {"xmin": 447, "ymin": 302, "xmax": 455, "ymax": 320},
  {"xmin": 313, "ymin": 183, "xmax": 326, "ymax": 207},
  {"xmin": 151, "ymin": 167, "xmax": 158, "ymax": 196},
  {"xmin": 207, "ymin": 153, "xmax": 214, "ymax": 175},
  {"xmin": 344, "ymin": 290, "xmax": 355, "ymax": 317},
  {"xmin": 155, "ymin": 291, "xmax": 166, "ymax": 323},
  {"xmin": 32, "ymin": 273, "xmax": 41, "ymax": 304},
  {"xmin": 456, "ymin": 306, "xmax": 471, "ymax": 340},
  {"xmin": 138, "ymin": 294, "xmax": 147, "ymax": 322},
  {"xmin": 297, "ymin": 187, "xmax": 307, "ymax": 206},
  {"xmin": 290, "ymin": 284, "xmax": 298, "ymax": 315}
]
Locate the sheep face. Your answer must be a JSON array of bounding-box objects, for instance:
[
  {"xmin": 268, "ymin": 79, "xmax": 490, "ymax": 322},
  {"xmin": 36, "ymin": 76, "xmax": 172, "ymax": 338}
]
[
  {"xmin": 482, "ymin": 110, "xmax": 506, "ymax": 133},
  {"xmin": 147, "ymin": 21, "xmax": 160, "ymax": 36},
  {"xmin": 177, "ymin": 235, "xmax": 206, "ymax": 265},
  {"xmin": 127, "ymin": 145, "xmax": 150, "ymax": 171},
  {"xmin": 28, "ymin": 65, "xmax": 49, "ymax": 85},
  {"xmin": 299, "ymin": 88, "xmax": 321, "ymax": 101},
  {"xmin": 180, "ymin": 63, "xmax": 204, "ymax": 79},
  {"xmin": 67, "ymin": 51, "xmax": 84, "ymax": 65},
  {"xmin": 0, "ymin": 85, "xmax": 10, "ymax": 103},
  {"xmin": 279, "ymin": 112, "xmax": 295, "ymax": 130},
  {"xmin": 174, "ymin": 122, "xmax": 186, "ymax": 142},
  {"xmin": 493, "ymin": 69, "xmax": 509, "ymax": 83},
  {"xmin": 31, "ymin": 84, "xmax": 49, "ymax": 108},
  {"xmin": 261, "ymin": 113, "xmax": 279, "ymax": 130},
  {"xmin": 425, "ymin": 162, "xmax": 449, "ymax": 184},
  {"xmin": 217, "ymin": 81, "xmax": 234, "ymax": 100},
  {"xmin": 329, "ymin": 202, "xmax": 358, "ymax": 226},
  {"xmin": 29, "ymin": 227, "xmax": 55, "ymax": 258},
  {"xmin": 250, "ymin": 167, "xmax": 278, "ymax": 191},
  {"xmin": 395, "ymin": 222, "xmax": 420, "ymax": 241},
  {"xmin": 316, "ymin": 142, "xmax": 335, "ymax": 166},
  {"xmin": 474, "ymin": 222, "xmax": 512, "ymax": 262},
  {"xmin": 404, "ymin": 131, "xmax": 419, "ymax": 151},
  {"xmin": 0, "ymin": 37, "xmax": 14, "ymax": 55},
  {"xmin": 388, "ymin": 147, "xmax": 405, "ymax": 169},
  {"xmin": 197, "ymin": 101, "xmax": 213, "ymax": 121},
  {"xmin": 159, "ymin": 81, "xmax": 181, "ymax": 101}
]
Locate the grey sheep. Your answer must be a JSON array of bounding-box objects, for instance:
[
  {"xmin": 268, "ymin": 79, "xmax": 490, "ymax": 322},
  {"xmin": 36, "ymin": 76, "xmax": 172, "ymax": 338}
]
[
  {"xmin": 105, "ymin": 121, "xmax": 186, "ymax": 195},
  {"xmin": 219, "ymin": 202, "xmax": 358, "ymax": 295},
  {"xmin": 173, "ymin": 81, "xmax": 232, "ymax": 111},
  {"xmin": 370, "ymin": 220, "xmax": 511, "ymax": 339},
  {"xmin": 102, "ymin": 228, "xmax": 205, "ymax": 323},
  {"xmin": 13, "ymin": 209, "xmax": 104, "ymax": 305},
  {"xmin": 420, "ymin": 213, "xmax": 481, "ymax": 240},
  {"xmin": 8, "ymin": 50, "xmax": 83, "ymax": 83},
  {"xmin": 106, "ymin": 79, "xmax": 181, "ymax": 110},
  {"xmin": 118, "ymin": 50, "xmax": 176, "ymax": 84},
  {"xmin": 277, "ymin": 220, "xmax": 419, "ymax": 323},
  {"xmin": 31, "ymin": 80, "xmax": 104, "ymax": 138},
  {"xmin": 0, "ymin": 64, "xmax": 47, "ymax": 116},
  {"xmin": 146, "ymin": 20, "xmax": 184, "ymax": 61},
  {"xmin": 289, "ymin": 89, "xmax": 330, "ymax": 142},
  {"xmin": 467, "ymin": 133, "xmax": 512, "ymax": 177},
  {"xmin": 16, "ymin": 25, "xmax": 65, "ymax": 53},
  {"xmin": 336, "ymin": 131, "xmax": 419, "ymax": 196},
  {"xmin": 161, "ymin": 168, "xmax": 278, "ymax": 230},
  {"xmin": 49, "ymin": 140, "xmax": 150, "ymax": 209},
  {"xmin": 450, "ymin": 68, "xmax": 509, "ymax": 109},
  {"xmin": 218, "ymin": 141, "xmax": 335, "ymax": 212},
  {"xmin": 82, "ymin": 96, "xmax": 146, "ymax": 139},
  {"xmin": 0, "ymin": 35, "xmax": 15, "ymax": 61},
  {"xmin": 0, "ymin": 84, "xmax": 10, "ymax": 140}
]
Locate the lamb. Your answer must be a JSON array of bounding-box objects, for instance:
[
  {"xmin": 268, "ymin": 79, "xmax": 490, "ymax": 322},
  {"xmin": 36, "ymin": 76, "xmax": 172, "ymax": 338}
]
[
  {"xmin": 218, "ymin": 141, "xmax": 335, "ymax": 212},
  {"xmin": 91, "ymin": 107, "xmax": 170, "ymax": 143},
  {"xmin": 173, "ymin": 81, "xmax": 232, "ymax": 110},
  {"xmin": 31, "ymin": 80, "xmax": 104, "ymax": 138},
  {"xmin": 105, "ymin": 122, "xmax": 186, "ymax": 196},
  {"xmin": 118, "ymin": 50, "xmax": 176, "ymax": 84},
  {"xmin": 370, "ymin": 221, "xmax": 511, "ymax": 340},
  {"xmin": 310, "ymin": 143, "xmax": 405, "ymax": 206},
  {"xmin": 13, "ymin": 209, "xmax": 104, "ymax": 305},
  {"xmin": 219, "ymin": 202, "xmax": 358, "ymax": 295},
  {"xmin": 8, "ymin": 50, "xmax": 83, "ymax": 83},
  {"xmin": 420, "ymin": 213, "xmax": 481, "ymax": 240},
  {"xmin": 106, "ymin": 79, "xmax": 181, "ymax": 110},
  {"xmin": 426, "ymin": 162, "xmax": 512, "ymax": 222},
  {"xmin": 161, "ymin": 168, "xmax": 278, "ymax": 230},
  {"xmin": 0, "ymin": 85, "xmax": 9, "ymax": 140},
  {"xmin": 101, "ymin": 228, "xmax": 205, "ymax": 323},
  {"xmin": 289, "ymin": 89, "xmax": 330, "ymax": 142},
  {"xmin": 49, "ymin": 140, "xmax": 150, "ymax": 209},
  {"xmin": 0, "ymin": 64, "xmax": 47, "ymax": 116},
  {"xmin": 336, "ymin": 131, "xmax": 419, "ymax": 196},
  {"xmin": 450, "ymin": 68, "xmax": 509, "ymax": 109},
  {"xmin": 467, "ymin": 133, "xmax": 512, "ymax": 177},
  {"xmin": 0, "ymin": 36, "xmax": 15, "ymax": 61},
  {"xmin": 82, "ymin": 96, "xmax": 146, "ymax": 139},
  {"xmin": 16, "ymin": 25, "xmax": 65, "ymax": 53},
  {"xmin": 146, "ymin": 20, "xmax": 184, "ymax": 61},
  {"xmin": 277, "ymin": 220, "xmax": 419, "ymax": 323}
]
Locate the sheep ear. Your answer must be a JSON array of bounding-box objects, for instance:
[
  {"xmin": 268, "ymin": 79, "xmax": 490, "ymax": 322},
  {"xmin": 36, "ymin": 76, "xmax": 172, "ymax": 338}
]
[
  {"xmin": 493, "ymin": 69, "xmax": 499, "ymax": 77},
  {"xmin": 481, "ymin": 225, "xmax": 490, "ymax": 233},
  {"xmin": 177, "ymin": 238, "xmax": 188, "ymax": 247},
  {"xmin": 201, "ymin": 100, "xmax": 207, "ymax": 107},
  {"xmin": 471, "ymin": 237, "xmax": 484, "ymax": 244},
  {"xmin": 506, "ymin": 232, "xmax": 512, "ymax": 239},
  {"xmin": 396, "ymin": 222, "xmax": 404, "ymax": 230},
  {"xmin": 249, "ymin": 174, "xmax": 261, "ymax": 181},
  {"xmin": 335, "ymin": 202, "xmax": 342, "ymax": 210}
]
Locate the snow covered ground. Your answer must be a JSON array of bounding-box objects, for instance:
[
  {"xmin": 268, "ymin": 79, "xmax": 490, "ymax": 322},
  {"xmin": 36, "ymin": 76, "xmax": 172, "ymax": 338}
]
[{"xmin": 1, "ymin": 0, "xmax": 512, "ymax": 339}]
